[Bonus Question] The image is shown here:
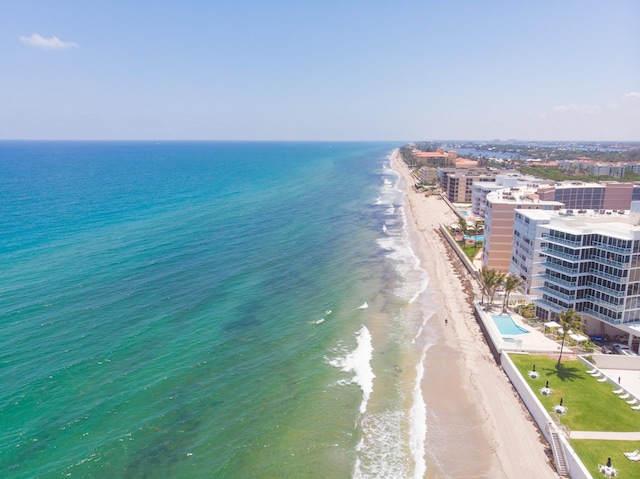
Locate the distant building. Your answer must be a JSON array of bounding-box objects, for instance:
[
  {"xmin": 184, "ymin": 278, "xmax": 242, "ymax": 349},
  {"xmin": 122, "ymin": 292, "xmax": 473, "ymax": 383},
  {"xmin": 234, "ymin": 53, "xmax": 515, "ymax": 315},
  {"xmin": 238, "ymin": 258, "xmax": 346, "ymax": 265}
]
[
  {"xmin": 418, "ymin": 167, "xmax": 438, "ymax": 185},
  {"xmin": 536, "ymin": 181, "xmax": 640, "ymax": 210},
  {"xmin": 472, "ymin": 174, "xmax": 551, "ymax": 218},
  {"xmin": 413, "ymin": 148, "xmax": 456, "ymax": 168},
  {"xmin": 438, "ymin": 168, "xmax": 520, "ymax": 204}
]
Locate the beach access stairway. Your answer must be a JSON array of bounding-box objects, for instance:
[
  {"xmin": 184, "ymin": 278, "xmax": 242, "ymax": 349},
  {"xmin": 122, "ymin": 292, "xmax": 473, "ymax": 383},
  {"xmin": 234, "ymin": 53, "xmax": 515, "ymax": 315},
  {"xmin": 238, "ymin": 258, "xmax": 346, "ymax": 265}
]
[{"xmin": 547, "ymin": 425, "xmax": 569, "ymax": 476}]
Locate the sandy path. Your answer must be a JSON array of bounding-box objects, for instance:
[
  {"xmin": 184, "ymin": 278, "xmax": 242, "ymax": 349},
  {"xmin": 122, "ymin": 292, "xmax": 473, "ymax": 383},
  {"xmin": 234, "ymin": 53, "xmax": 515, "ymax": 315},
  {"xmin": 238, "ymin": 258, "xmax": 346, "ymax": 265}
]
[{"xmin": 391, "ymin": 151, "xmax": 559, "ymax": 478}]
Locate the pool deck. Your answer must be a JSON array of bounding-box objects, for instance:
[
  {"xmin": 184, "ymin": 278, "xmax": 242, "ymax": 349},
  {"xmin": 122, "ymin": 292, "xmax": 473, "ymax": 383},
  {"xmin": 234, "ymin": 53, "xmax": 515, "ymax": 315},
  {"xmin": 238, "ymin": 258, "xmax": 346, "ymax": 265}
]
[
  {"xmin": 476, "ymin": 302, "xmax": 640, "ymax": 405},
  {"xmin": 475, "ymin": 303, "xmax": 563, "ymax": 354}
]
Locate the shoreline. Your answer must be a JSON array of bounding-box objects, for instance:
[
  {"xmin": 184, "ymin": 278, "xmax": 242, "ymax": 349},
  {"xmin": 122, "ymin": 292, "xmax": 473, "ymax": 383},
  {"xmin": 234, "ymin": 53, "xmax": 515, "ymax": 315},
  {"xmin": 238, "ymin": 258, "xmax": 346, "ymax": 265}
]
[{"xmin": 390, "ymin": 150, "xmax": 559, "ymax": 478}]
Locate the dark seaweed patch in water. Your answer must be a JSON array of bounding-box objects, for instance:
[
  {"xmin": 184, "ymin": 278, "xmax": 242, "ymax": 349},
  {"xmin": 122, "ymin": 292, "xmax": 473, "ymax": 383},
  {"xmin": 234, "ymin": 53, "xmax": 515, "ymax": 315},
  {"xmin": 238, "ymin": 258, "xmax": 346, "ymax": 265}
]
[{"xmin": 123, "ymin": 407, "xmax": 203, "ymax": 478}]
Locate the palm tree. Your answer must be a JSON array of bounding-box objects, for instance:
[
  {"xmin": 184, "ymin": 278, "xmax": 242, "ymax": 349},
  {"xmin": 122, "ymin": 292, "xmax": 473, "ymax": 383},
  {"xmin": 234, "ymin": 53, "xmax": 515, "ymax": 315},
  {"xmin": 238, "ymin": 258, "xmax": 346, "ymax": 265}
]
[
  {"xmin": 556, "ymin": 309, "xmax": 583, "ymax": 369},
  {"xmin": 502, "ymin": 274, "xmax": 524, "ymax": 313},
  {"xmin": 471, "ymin": 220, "xmax": 480, "ymax": 246},
  {"xmin": 479, "ymin": 266, "xmax": 500, "ymax": 306},
  {"xmin": 489, "ymin": 271, "xmax": 506, "ymax": 306},
  {"xmin": 457, "ymin": 217, "xmax": 468, "ymax": 247}
]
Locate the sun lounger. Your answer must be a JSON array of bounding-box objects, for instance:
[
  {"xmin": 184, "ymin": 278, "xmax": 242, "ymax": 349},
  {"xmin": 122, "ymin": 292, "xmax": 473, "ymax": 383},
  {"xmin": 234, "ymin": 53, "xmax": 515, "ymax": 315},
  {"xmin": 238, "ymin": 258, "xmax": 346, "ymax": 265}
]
[
  {"xmin": 590, "ymin": 371, "xmax": 602, "ymax": 377},
  {"xmin": 597, "ymin": 377, "xmax": 607, "ymax": 382},
  {"xmin": 627, "ymin": 398, "xmax": 638, "ymax": 405},
  {"xmin": 619, "ymin": 393, "xmax": 630, "ymax": 399},
  {"xmin": 613, "ymin": 388, "xmax": 624, "ymax": 394},
  {"xmin": 632, "ymin": 404, "xmax": 640, "ymax": 411},
  {"xmin": 624, "ymin": 449, "xmax": 639, "ymax": 458},
  {"xmin": 586, "ymin": 368, "xmax": 597, "ymax": 374},
  {"xmin": 628, "ymin": 455, "xmax": 640, "ymax": 462}
]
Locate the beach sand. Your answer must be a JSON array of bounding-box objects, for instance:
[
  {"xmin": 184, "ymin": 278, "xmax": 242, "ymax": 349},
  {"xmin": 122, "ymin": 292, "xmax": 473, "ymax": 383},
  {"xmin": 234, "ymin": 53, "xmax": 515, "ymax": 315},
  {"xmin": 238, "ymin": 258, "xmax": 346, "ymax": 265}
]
[{"xmin": 391, "ymin": 151, "xmax": 559, "ymax": 478}]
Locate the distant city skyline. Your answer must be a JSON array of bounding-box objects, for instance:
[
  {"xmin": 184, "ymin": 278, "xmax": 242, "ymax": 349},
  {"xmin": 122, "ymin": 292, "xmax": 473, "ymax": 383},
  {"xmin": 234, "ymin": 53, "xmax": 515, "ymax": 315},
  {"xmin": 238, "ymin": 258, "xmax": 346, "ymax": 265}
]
[{"xmin": 1, "ymin": 1, "xmax": 639, "ymax": 141}]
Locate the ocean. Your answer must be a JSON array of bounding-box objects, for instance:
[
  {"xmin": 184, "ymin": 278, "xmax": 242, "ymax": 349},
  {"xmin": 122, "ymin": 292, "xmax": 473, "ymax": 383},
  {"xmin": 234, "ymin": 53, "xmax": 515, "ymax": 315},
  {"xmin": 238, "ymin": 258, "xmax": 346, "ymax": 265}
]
[{"xmin": 0, "ymin": 141, "xmax": 438, "ymax": 478}]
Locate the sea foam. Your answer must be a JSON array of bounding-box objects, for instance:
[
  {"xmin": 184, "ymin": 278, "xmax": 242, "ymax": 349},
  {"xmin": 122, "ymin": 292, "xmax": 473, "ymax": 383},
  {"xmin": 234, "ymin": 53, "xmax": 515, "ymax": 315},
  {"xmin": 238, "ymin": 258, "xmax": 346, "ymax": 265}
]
[{"xmin": 327, "ymin": 325, "xmax": 375, "ymax": 414}]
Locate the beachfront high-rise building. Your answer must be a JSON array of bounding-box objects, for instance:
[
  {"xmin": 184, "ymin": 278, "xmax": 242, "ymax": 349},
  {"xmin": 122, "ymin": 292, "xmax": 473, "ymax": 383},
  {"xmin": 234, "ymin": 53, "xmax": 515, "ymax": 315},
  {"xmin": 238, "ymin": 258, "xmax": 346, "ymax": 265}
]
[
  {"xmin": 438, "ymin": 168, "xmax": 520, "ymax": 204},
  {"xmin": 482, "ymin": 181, "xmax": 640, "ymax": 274},
  {"xmin": 472, "ymin": 175, "xmax": 552, "ymax": 218},
  {"xmin": 536, "ymin": 181, "xmax": 640, "ymax": 210},
  {"xmin": 533, "ymin": 202, "xmax": 640, "ymax": 347},
  {"xmin": 511, "ymin": 209, "xmax": 552, "ymax": 295},
  {"xmin": 482, "ymin": 187, "xmax": 562, "ymax": 272}
]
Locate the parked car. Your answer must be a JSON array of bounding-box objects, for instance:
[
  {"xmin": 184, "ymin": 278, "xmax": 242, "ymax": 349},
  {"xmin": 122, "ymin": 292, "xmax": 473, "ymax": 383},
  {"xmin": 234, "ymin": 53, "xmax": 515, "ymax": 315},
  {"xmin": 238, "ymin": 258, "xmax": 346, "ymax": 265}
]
[
  {"xmin": 612, "ymin": 343, "xmax": 638, "ymax": 356},
  {"xmin": 590, "ymin": 335, "xmax": 607, "ymax": 345},
  {"xmin": 601, "ymin": 345, "xmax": 614, "ymax": 354}
]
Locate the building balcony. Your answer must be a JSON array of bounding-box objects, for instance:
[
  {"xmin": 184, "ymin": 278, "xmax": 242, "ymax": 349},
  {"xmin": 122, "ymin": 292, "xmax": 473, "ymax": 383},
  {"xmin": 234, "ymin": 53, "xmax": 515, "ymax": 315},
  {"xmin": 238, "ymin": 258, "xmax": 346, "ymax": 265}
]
[
  {"xmin": 587, "ymin": 255, "xmax": 628, "ymax": 269},
  {"xmin": 585, "ymin": 282, "xmax": 627, "ymax": 298},
  {"xmin": 534, "ymin": 297, "xmax": 571, "ymax": 313},
  {"xmin": 591, "ymin": 240, "xmax": 632, "ymax": 255},
  {"xmin": 537, "ymin": 285, "xmax": 576, "ymax": 302},
  {"xmin": 538, "ymin": 273, "xmax": 578, "ymax": 289},
  {"xmin": 580, "ymin": 306, "xmax": 624, "ymax": 325},
  {"xmin": 588, "ymin": 268, "xmax": 629, "ymax": 283},
  {"xmin": 545, "ymin": 235, "xmax": 584, "ymax": 248},
  {"xmin": 541, "ymin": 262, "xmax": 579, "ymax": 276},
  {"xmin": 582, "ymin": 294, "xmax": 625, "ymax": 312},
  {"xmin": 541, "ymin": 247, "xmax": 581, "ymax": 263}
]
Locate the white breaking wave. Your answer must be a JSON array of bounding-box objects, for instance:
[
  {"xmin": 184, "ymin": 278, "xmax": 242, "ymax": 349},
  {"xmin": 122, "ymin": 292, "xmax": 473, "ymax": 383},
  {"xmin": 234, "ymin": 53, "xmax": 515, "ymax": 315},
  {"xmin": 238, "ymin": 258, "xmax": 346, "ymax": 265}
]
[
  {"xmin": 376, "ymin": 206, "xmax": 429, "ymax": 304},
  {"xmin": 354, "ymin": 410, "xmax": 411, "ymax": 479},
  {"xmin": 356, "ymin": 302, "xmax": 369, "ymax": 310},
  {"xmin": 326, "ymin": 325, "xmax": 375, "ymax": 415}
]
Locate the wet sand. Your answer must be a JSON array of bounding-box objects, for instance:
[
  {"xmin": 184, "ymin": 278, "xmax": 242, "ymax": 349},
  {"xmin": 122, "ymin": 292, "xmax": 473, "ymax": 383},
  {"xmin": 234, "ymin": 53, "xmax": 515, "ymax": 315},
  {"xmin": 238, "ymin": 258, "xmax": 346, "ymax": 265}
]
[{"xmin": 391, "ymin": 150, "xmax": 559, "ymax": 478}]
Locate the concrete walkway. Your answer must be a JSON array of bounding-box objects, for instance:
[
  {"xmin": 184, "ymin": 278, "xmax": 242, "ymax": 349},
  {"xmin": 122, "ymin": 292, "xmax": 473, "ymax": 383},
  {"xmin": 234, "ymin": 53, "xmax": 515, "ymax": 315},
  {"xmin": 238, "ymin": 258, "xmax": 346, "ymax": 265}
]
[{"xmin": 570, "ymin": 431, "xmax": 640, "ymax": 440}]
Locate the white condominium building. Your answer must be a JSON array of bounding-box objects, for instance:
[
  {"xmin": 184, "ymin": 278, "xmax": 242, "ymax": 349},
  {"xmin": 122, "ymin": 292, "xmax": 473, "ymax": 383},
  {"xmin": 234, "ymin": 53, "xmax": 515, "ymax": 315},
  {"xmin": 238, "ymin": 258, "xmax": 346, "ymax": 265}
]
[{"xmin": 533, "ymin": 202, "xmax": 640, "ymax": 345}]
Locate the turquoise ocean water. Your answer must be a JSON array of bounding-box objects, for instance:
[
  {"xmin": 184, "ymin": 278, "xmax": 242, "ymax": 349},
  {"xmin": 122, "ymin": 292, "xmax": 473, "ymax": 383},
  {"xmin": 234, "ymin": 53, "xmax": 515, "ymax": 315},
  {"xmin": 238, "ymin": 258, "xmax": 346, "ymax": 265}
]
[{"xmin": 0, "ymin": 142, "xmax": 438, "ymax": 478}]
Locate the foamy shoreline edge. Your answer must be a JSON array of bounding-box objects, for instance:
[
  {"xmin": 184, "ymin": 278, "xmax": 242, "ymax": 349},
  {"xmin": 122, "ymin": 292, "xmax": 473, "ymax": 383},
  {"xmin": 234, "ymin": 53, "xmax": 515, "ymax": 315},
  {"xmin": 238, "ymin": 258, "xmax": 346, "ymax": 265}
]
[{"xmin": 390, "ymin": 149, "xmax": 559, "ymax": 479}]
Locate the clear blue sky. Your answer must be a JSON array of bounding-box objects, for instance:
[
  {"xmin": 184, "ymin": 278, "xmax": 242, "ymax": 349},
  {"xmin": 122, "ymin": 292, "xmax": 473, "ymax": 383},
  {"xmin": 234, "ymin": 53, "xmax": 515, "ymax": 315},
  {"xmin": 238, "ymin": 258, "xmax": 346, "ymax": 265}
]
[{"xmin": 2, "ymin": 0, "xmax": 639, "ymax": 141}]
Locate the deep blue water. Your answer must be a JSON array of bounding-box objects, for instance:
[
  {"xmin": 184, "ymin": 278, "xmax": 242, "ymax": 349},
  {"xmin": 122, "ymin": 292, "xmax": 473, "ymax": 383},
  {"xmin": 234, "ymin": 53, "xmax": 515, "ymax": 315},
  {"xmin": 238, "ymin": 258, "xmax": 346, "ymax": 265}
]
[{"xmin": 0, "ymin": 141, "xmax": 437, "ymax": 478}]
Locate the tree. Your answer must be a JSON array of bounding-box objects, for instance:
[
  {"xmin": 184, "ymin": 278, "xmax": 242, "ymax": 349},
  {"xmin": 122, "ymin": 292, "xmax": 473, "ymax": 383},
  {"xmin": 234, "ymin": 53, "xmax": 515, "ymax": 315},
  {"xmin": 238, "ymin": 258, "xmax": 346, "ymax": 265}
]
[
  {"xmin": 479, "ymin": 266, "xmax": 500, "ymax": 305},
  {"xmin": 502, "ymin": 274, "xmax": 524, "ymax": 313},
  {"xmin": 457, "ymin": 217, "xmax": 468, "ymax": 247},
  {"xmin": 490, "ymin": 271, "xmax": 506, "ymax": 305},
  {"xmin": 471, "ymin": 220, "xmax": 480, "ymax": 246},
  {"xmin": 556, "ymin": 309, "xmax": 583, "ymax": 369}
]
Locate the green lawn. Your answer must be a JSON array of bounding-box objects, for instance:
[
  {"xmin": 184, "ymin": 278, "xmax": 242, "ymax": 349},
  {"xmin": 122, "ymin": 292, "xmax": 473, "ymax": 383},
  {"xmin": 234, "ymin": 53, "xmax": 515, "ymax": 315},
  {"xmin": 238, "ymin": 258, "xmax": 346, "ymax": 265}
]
[
  {"xmin": 510, "ymin": 354, "xmax": 640, "ymax": 477},
  {"xmin": 510, "ymin": 354, "xmax": 640, "ymax": 432},
  {"xmin": 572, "ymin": 440, "xmax": 640, "ymax": 478}
]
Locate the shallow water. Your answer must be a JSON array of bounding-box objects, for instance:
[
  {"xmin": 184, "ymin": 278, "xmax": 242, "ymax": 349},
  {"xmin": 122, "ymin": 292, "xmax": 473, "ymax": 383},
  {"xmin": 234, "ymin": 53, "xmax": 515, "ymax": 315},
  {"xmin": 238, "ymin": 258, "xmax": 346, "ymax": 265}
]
[{"xmin": 0, "ymin": 141, "xmax": 437, "ymax": 478}]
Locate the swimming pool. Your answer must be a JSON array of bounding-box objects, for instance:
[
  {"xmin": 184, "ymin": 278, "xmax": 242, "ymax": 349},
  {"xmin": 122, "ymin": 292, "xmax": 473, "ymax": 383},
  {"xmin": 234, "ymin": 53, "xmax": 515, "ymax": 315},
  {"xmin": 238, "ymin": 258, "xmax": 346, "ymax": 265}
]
[
  {"xmin": 463, "ymin": 234, "xmax": 484, "ymax": 242},
  {"xmin": 491, "ymin": 314, "xmax": 529, "ymax": 335}
]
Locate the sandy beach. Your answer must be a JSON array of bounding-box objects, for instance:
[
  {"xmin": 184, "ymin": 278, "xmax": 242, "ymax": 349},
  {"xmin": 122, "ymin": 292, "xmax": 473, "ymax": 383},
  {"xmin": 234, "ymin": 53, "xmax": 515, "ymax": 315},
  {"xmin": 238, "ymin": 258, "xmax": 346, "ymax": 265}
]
[{"xmin": 391, "ymin": 151, "xmax": 559, "ymax": 478}]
